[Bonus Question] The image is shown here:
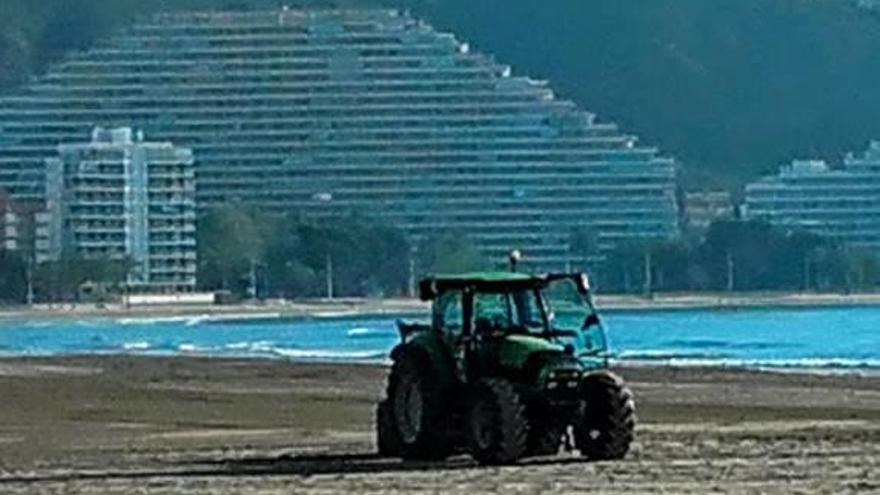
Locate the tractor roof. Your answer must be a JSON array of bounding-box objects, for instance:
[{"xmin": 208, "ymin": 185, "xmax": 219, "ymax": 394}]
[
  {"xmin": 435, "ymin": 271, "xmax": 536, "ymax": 283},
  {"xmin": 418, "ymin": 271, "xmax": 551, "ymax": 300}
]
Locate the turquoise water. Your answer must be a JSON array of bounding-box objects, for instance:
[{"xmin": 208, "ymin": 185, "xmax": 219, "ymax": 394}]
[{"xmin": 0, "ymin": 307, "xmax": 878, "ymax": 373}]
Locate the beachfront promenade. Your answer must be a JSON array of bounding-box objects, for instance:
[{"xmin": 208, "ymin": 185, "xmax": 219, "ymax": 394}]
[{"xmin": 5, "ymin": 292, "xmax": 880, "ymax": 321}]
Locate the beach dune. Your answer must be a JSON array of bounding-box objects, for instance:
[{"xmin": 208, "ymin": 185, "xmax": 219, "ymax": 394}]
[{"xmin": 0, "ymin": 356, "xmax": 877, "ymax": 494}]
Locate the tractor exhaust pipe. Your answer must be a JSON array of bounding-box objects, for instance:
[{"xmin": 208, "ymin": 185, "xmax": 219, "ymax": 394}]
[{"xmin": 508, "ymin": 249, "xmax": 522, "ymax": 272}]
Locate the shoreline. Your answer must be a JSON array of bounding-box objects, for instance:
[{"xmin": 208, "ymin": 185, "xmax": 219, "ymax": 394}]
[
  {"xmin": 2, "ymin": 353, "xmax": 877, "ymax": 378},
  {"xmin": 2, "ymin": 354, "xmax": 878, "ymax": 386},
  {"xmin": 0, "ymin": 355, "xmax": 877, "ymax": 380},
  {"xmin": 4, "ymin": 291, "xmax": 880, "ymax": 321}
]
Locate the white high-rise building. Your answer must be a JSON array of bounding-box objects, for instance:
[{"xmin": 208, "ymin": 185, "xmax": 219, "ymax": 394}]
[
  {"xmin": 745, "ymin": 143, "xmax": 880, "ymax": 252},
  {"xmin": 43, "ymin": 127, "xmax": 196, "ymax": 292},
  {"xmin": 0, "ymin": 189, "xmax": 22, "ymax": 251}
]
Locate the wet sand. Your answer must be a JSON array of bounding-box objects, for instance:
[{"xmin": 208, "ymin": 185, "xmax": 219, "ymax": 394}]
[{"xmin": 0, "ymin": 356, "xmax": 877, "ymax": 494}]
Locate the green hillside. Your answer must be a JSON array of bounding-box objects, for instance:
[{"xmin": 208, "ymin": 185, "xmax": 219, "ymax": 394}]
[{"xmin": 2, "ymin": 0, "xmax": 880, "ymax": 190}]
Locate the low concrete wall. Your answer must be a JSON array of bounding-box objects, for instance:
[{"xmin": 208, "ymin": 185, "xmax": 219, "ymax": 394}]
[{"xmin": 126, "ymin": 293, "xmax": 215, "ymax": 306}]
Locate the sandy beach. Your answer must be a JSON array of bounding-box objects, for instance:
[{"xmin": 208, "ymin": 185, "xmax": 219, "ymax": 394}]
[{"xmin": 0, "ymin": 356, "xmax": 876, "ymax": 494}]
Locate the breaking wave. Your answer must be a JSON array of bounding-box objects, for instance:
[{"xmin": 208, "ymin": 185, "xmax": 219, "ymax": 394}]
[
  {"xmin": 346, "ymin": 327, "xmax": 394, "ymax": 339},
  {"xmin": 177, "ymin": 343, "xmax": 211, "ymax": 353},
  {"xmin": 121, "ymin": 341, "xmax": 152, "ymax": 351},
  {"xmin": 662, "ymin": 339, "xmax": 787, "ymax": 351},
  {"xmin": 109, "ymin": 339, "xmax": 387, "ymax": 363},
  {"xmin": 617, "ymin": 353, "xmax": 880, "ymax": 373},
  {"xmin": 617, "ymin": 349, "xmax": 726, "ymax": 361},
  {"xmin": 116, "ymin": 312, "xmax": 283, "ymax": 327},
  {"xmin": 268, "ymin": 348, "xmax": 388, "ymax": 362}
]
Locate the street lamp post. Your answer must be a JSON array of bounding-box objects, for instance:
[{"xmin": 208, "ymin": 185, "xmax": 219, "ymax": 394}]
[
  {"xmin": 408, "ymin": 245, "xmax": 417, "ymax": 298},
  {"xmin": 325, "ymin": 251, "xmax": 334, "ymax": 300},
  {"xmin": 25, "ymin": 264, "xmax": 34, "ymax": 306},
  {"xmin": 726, "ymin": 251, "xmax": 735, "ymax": 292},
  {"xmin": 643, "ymin": 250, "xmax": 653, "ymax": 297},
  {"xmin": 247, "ymin": 259, "xmax": 258, "ymax": 300}
]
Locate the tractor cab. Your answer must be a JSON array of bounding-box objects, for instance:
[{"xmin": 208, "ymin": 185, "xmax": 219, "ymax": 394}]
[{"xmin": 410, "ymin": 272, "xmax": 608, "ymax": 378}]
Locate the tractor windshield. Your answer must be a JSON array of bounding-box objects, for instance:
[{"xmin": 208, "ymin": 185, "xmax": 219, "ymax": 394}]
[
  {"xmin": 542, "ymin": 278, "xmax": 607, "ymax": 357},
  {"xmin": 472, "ymin": 289, "xmax": 546, "ymax": 335}
]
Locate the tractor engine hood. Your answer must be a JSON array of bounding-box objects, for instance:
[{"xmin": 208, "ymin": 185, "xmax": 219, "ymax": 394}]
[{"xmin": 498, "ymin": 334, "xmax": 566, "ymax": 370}]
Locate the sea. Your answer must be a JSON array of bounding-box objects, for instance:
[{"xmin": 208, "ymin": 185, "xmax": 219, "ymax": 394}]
[{"xmin": 0, "ymin": 307, "xmax": 878, "ymax": 375}]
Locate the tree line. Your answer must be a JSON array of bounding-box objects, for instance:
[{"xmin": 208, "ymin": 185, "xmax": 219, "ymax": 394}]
[
  {"xmin": 2, "ymin": 211, "xmax": 880, "ymax": 304},
  {"xmin": 195, "ymin": 206, "xmax": 489, "ymax": 299},
  {"xmin": 599, "ymin": 220, "xmax": 880, "ymax": 294},
  {"xmin": 0, "ymin": 250, "xmax": 130, "ymax": 304},
  {"xmin": 0, "ymin": 207, "xmax": 490, "ymax": 303}
]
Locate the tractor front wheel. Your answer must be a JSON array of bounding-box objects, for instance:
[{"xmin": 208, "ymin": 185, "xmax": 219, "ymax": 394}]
[
  {"xmin": 573, "ymin": 371, "xmax": 636, "ymax": 460},
  {"xmin": 468, "ymin": 378, "xmax": 528, "ymax": 465}
]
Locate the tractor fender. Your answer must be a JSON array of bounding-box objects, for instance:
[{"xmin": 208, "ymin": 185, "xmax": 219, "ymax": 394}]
[
  {"xmin": 389, "ymin": 335, "xmax": 456, "ymax": 390},
  {"xmin": 389, "ymin": 343, "xmax": 407, "ymax": 362},
  {"xmin": 582, "ymin": 369, "xmax": 625, "ymax": 385}
]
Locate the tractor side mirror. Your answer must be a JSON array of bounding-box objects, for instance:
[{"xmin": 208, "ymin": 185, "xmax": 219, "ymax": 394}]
[
  {"xmin": 418, "ymin": 279, "xmax": 438, "ymax": 301},
  {"xmin": 582, "ymin": 313, "xmax": 600, "ymax": 330},
  {"xmin": 575, "ymin": 273, "xmax": 591, "ymax": 294}
]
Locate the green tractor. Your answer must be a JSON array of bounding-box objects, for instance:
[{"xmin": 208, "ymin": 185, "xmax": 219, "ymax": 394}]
[{"xmin": 376, "ymin": 267, "xmax": 635, "ymax": 465}]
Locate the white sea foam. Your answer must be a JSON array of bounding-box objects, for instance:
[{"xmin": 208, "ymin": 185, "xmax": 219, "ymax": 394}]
[
  {"xmin": 23, "ymin": 321, "xmax": 55, "ymax": 328},
  {"xmin": 116, "ymin": 312, "xmax": 282, "ymax": 327},
  {"xmin": 616, "ymin": 349, "xmax": 725, "ymax": 360},
  {"xmin": 197, "ymin": 313, "xmax": 282, "ymax": 323},
  {"xmin": 223, "ymin": 341, "xmax": 277, "ymax": 354},
  {"xmin": 122, "ymin": 341, "xmax": 152, "ymax": 351},
  {"xmin": 314, "ymin": 311, "xmax": 360, "ymax": 318},
  {"xmin": 177, "ymin": 343, "xmax": 207, "ymax": 353},
  {"xmin": 269, "ymin": 347, "xmax": 386, "ymax": 362},
  {"xmin": 184, "ymin": 316, "xmax": 208, "ymax": 326},
  {"xmin": 617, "ymin": 356, "xmax": 880, "ymax": 373}
]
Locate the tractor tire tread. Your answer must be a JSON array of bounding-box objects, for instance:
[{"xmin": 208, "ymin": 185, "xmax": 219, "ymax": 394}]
[
  {"xmin": 575, "ymin": 371, "xmax": 636, "ymax": 461},
  {"xmin": 470, "ymin": 378, "xmax": 528, "ymax": 465},
  {"xmin": 375, "ymin": 399, "xmax": 401, "ymax": 456}
]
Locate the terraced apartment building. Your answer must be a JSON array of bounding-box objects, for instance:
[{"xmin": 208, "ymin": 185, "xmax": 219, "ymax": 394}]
[
  {"xmin": 744, "ymin": 142, "xmax": 880, "ymax": 253},
  {"xmin": 0, "ymin": 8, "xmax": 679, "ymax": 271}
]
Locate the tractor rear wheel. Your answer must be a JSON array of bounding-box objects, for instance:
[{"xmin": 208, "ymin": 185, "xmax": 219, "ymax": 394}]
[
  {"xmin": 468, "ymin": 378, "xmax": 528, "ymax": 465},
  {"xmin": 387, "ymin": 347, "xmax": 450, "ymax": 460},
  {"xmin": 573, "ymin": 371, "xmax": 636, "ymax": 460},
  {"xmin": 375, "ymin": 400, "xmax": 401, "ymax": 456}
]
